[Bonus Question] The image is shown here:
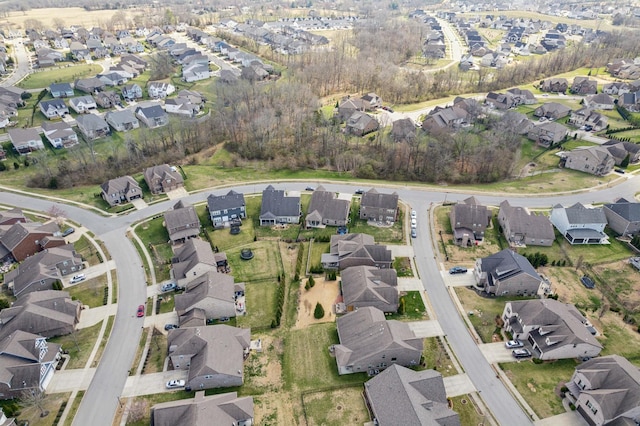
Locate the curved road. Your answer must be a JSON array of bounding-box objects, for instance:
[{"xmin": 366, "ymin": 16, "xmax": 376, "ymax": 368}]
[{"xmin": 0, "ymin": 175, "xmax": 637, "ymax": 425}]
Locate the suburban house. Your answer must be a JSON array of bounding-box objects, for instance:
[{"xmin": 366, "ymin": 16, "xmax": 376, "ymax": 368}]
[
  {"xmin": 321, "ymin": 233, "xmax": 392, "ymax": 270},
  {"xmin": 449, "ymin": 196, "xmax": 492, "ymax": 246},
  {"xmin": 74, "ymin": 77, "xmax": 105, "ymax": 94},
  {"xmin": 164, "ymin": 97, "xmax": 200, "ymax": 117},
  {"xmin": 345, "ymin": 111, "xmax": 379, "ymax": 136},
  {"xmin": 49, "ymin": 83, "xmax": 74, "ymax": 98},
  {"xmin": 364, "ymin": 364, "xmax": 460, "ymax": 426},
  {"xmin": 474, "ymin": 249, "xmax": 544, "ymax": 296},
  {"xmin": 121, "ymin": 83, "xmax": 143, "ymax": 101},
  {"xmin": 391, "ymin": 118, "xmax": 417, "ymax": 142},
  {"xmin": 540, "ymin": 78, "xmax": 568, "ymax": 93},
  {"xmin": 94, "ymin": 91, "xmax": 121, "ymax": 108},
  {"xmin": 182, "ymin": 63, "xmax": 210, "ymax": 83},
  {"xmin": 175, "ymin": 270, "xmax": 238, "ymax": 322},
  {"xmin": 361, "ymin": 93, "xmax": 382, "ymax": 110},
  {"xmin": 585, "ymin": 93, "xmax": 615, "ymax": 110},
  {"xmin": 359, "ymin": 189, "xmax": 399, "ymax": 224},
  {"xmin": 0, "ymin": 222, "xmax": 64, "ymax": 263},
  {"xmin": 104, "ymin": 110, "xmax": 139, "ymax": 132},
  {"xmin": 0, "ymin": 290, "xmax": 81, "ymax": 341},
  {"xmin": 147, "ymin": 81, "xmax": 175, "ymax": 98},
  {"xmin": 75, "ymin": 114, "xmax": 110, "ymax": 140},
  {"xmin": 497, "ymin": 200, "xmax": 555, "ymax": 247},
  {"xmin": 550, "ymin": 203, "xmax": 608, "ymax": 245},
  {"xmin": 334, "ymin": 307, "xmax": 423, "ymax": 375},
  {"xmin": 506, "ymin": 87, "xmax": 537, "ymax": 105},
  {"xmin": 39, "ymin": 99, "xmax": 69, "ymax": 119},
  {"xmin": 152, "ymin": 391, "xmax": 254, "ymax": 426},
  {"xmin": 167, "ymin": 325, "xmax": 250, "ymax": 390},
  {"xmin": 337, "ymin": 97, "xmax": 365, "ymax": 121},
  {"xmin": 0, "ymin": 208, "xmax": 27, "ymax": 226},
  {"xmin": 0, "ymin": 331, "xmax": 61, "ymax": 400},
  {"xmin": 422, "ymin": 106, "xmax": 469, "ymax": 132},
  {"xmin": 68, "ymin": 95, "xmax": 97, "ymax": 114},
  {"xmin": 135, "ymin": 105, "xmax": 168, "ymax": 128},
  {"xmin": 305, "ymin": 186, "xmax": 351, "ymax": 228},
  {"xmin": 97, "ymin": 72, "xmax": 128, "ymax": 86},
  {"xmin": 171, "ymin": 238, "xmax": 217, "ymax": 284},
  {"xmin": 485, "ymin": 91, "xmax": 516, "ymax": 110},
  {"xmin": 8, "ymin": 128, "xmax": 45, "ymax": 154},
  {"xmin": 603, "ymin": 198, "xmax": 640, "ymax": 236},
  {"xmin": 534, "ymin": 102, "xmax": 572, "ymax": 120},
  {"xmin": 100, "ymin": 176, "xmax": 142, "ymax": 207},
  {"xmin": 571, "ymin": 76, "xmax": 598, "ymax": 95},
  {"xmin": 527, "ymin": 121, "xmax": 569, "ymax": 147},
  {"xmin": 41, "ymin": 121, "xmax": 79, "ymax": 148},
  {"xmin": 602, "ymin": 140, "xmax": 640, "ymax": 164},
  {"xmin": 340, "ymin": 266, "xmax": 398, "ymax": 313},
  {"xmin": 164, "ymin": 201, "xmax": 201, "ymax": 244},
  {"xmin": 568, "ymin": 108, "xmax": 608, "ymax": 131},
  {"xmin": 566, "ymin": 355, "xmax": 640, "ymax": 426},
  {"xmin": 259, "ymin": 185, "xmax": 301, "ymax": 226},
  {"xmin": 207, "ymin": 190, "xmax": 246, "ymax": 228},
  {"xmin": 144, "ymin": 164, "xmax": 184, "ymax": 194},
  {"xmin": 3, "ymin": 244, "xmax": 84, "ymax": 295},
  {"xmin": 562, "ymin": 146, "xmax": 615, "ymax": 176},
  {"xmin": 502, "ymin": 299, "xmax": 602, "ymax": 360}
]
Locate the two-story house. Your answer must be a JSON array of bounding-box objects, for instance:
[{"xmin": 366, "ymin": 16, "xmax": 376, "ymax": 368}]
[
  {"xmin": 550, "ymin": 202, "xmax": 608, "ymax": 244},
  {"xmin": 359, "ymin": 188, "xmax": 399, "ymax": 224},
  {"xmin": 143, "ymin": 164, "xmax": 184, "ymax": 194},
  {"xmin": 100, "ymin": 176, "xmax": 142, "ymax": 207},
  {"xmin": 207, "ymin": 190, "xmax": 246, "ymax": 228},
  {"xmin": 449, "ymin": 196, "xmax": 492, "ymax": 246},
  {"xmin": 474, "ymin": 248, "xmax": 543, "ymax": 296},
  {"xmin": 164, "ymin": 200, "xmax": 201, "ymax": 244}
]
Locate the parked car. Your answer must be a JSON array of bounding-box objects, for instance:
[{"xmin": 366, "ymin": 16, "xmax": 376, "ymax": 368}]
[
  {"xmin": 411, "ymin": 210, "xmax": 417, "ymax": 219},
  {"xmin": 580, "ymin": 276, "xmax": 595, "ymax": 289},
  {"xmin": 411, "ymin": 228, "xmax": 417, "ymax": 238},
  {"xmin": 512, "ymin": 348, "xmax": 532, "ymax": 358},
  {"xmin": 164, "ymin": 324, "xmax": 179, "ymax": 331},
  {"xmin": 161, "ymin": 282, "xmax": 177, "ymax": 292},
  {"xmin": 62, "ymin": 227, "xmax": 75, "ymax": 237},
  {"xmin": 449, "ymin": 266, "xmax": 467, "ymax": 274},
  {"xmin": 505, "ymin": 340, "xmax": 523, "ymax": 349},
  {"xmin": 305, "ymin": 186, "xmax": 315, "ymax": 191},
  {"xmin": 70, "ymin": 274, "xmax": 86, "ymax": 284},
  {"xmin": 411, "ymin": 218, "xmax": 417, "ymax": 228},
  {"xmin": 136, "ymin": 304, "xmax": 145, "ymax": 318},
  {"xmin": 354, "ymin": 189, "xmax": 365, "ymax": 195},
  {"xmin": 166, "ymin": 379, "xmax": 185, "ymax": 389}
]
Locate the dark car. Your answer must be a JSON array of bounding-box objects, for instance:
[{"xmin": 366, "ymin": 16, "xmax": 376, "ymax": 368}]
[
  {"xmin": 62, "ymin": 227, "xmax": 75, "ymax": 237},
  {"xmin": 305, "ymin": 186, "xmax": 315, "ymax": 191},
  {"xmin": 354, "ymin": 189, "xmax": 365, "ymax": 195},
  {"xmin": 337, "ymin": 226, "xmax": 348, "ymax": 235},
  {"xmin": 164, "ymin": 324, "xmax": 179, "ymax": 331},
  {"xmin": 581, "ymin": 276, "xmax": 595, "ymax": 289},
  {"xmin": 449, "ymin": 266, "xmax": 467, "ymax": 274},
  {"xmin": 512, "ymin": 348, "xmax": 532, "ymax": 358},
  {"xmin": 411, "ymin": 228, "xmax": 417, "ymax": 238}
]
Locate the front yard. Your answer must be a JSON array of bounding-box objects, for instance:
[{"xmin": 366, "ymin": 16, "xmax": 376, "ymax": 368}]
[
  {"xmin": 50, "ymin": 320, "xmax": 102, "ymax": 370},
  {"xmin": 67, "ymin": 276, "xmax": 107, "ymax": 308},
  {"xmin": 454, "ymin": 287, "xmax": 511, "ymax": 343}
]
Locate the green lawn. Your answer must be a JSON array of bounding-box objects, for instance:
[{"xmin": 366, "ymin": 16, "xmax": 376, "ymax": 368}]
[
  {"xmin": 226, "ymin": 241, "xmax": 284, "ymax": 282},
  {"xmin": 67, "ymin": 277, "xmax": 107, "ymax": 308},
  {"xmin": 63, "ymin": 390, "xmax": 84, "ymax": 426},
  {"xmin": 50, "ymin": 321, "xmax": 103, "ymax": 369},
  {"xmin": 142, "ymin": 331, "xmax": 167, "ymax": 374},
  {"xmin": 15, "ymin": 392, "xmax": 71, "ymax": 426},
  {"xmin": 454, "ymin": 287, "xmax": 521, "ymax": 343},
  {"xmin": 393, "ymin": 257, "xmax": 414, "ymax": 277},
  {"xmin": 421, "ymin": 337, "xmax": 457, "ymax": 377},
  {"xmin": 73, "ymin": 235, "xmax": 101, "ymax": 266},
  {"xmin": 283, "ymin": 323, "xmax": 367, "ymax": 392},
  {"xmin": 156, "ymin": 293, "xmax": 176, "ymax": 314},
  {"xmin": 17, "ymin": 64, "xmax": 103, "ymax": 89},
  {"xmin": 207, "ymin": 218, "xmax": 257, "ymax": 251},
  {"xmin": 134, "ymin": 217, "xmax": 173, "ymax": 282},
  {"xmin": 499, "ymin": 359, "xmax": 579, "ymax": 419},
  {"xmin": 308, "ymin": 241, "xmax": 329, "ymax": 271},
  {"xmin": 451, "ymin": 395, "xmax": 488, "ymax": 425},
  {"xmin": 388, "ymin": 291, "xmax": 427, "ymax": 321},
  {"xmin": 302, "ymin": 386, "xmax": 370, "ymax": 426},
  {"xmin": 236, "ymin": 281, "xmax": 278, "ymax": 329}
]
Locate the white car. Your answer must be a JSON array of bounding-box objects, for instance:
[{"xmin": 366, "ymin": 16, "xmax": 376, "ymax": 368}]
[
  {"xmin": 411, "ymin": 218, "xmax": 417, "ymax": 228},
  {"xmin": 411, "ymin": 210, "xmax": 417, "ymax": 219},
  {"xmin": 166, "ymin": 379, "xmax": 185, "ymax": 389},
  {"xmin": 70, "ymin": 274, "xmax": 86, "ymax": 284}
]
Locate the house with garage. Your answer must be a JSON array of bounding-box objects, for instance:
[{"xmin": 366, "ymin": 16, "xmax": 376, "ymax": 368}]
[
  {"xmin": 321, "ymin": 233, "xmax": 392, "ymax": 270},
  {"xmin": 603, "ymin": 198, "xmax": 640, "ymax": 237},
  {"xmin": 182, "ymin": 63, "xmax": 210, "ymax": 83},
  {"xmin": 527, "ymin": 121, "xmax": 569, "ymax": 147},
  {"xmin": 603, "ymin": 140, "xmax": 640, "ymax": 165},
  {"xmin": 474, "ymin": 248, "xmax": 544, "ymax": 296},
  {"xmin": 562, "ymin": 146, "xmax": 615, "ymax": 176},
  {"xmin": 98, "ymin": 72, "xmax": 128, "ymax": 87},
  {"xmin": 364, "ymin": 364, "xmax": 460, "ymax": 426},
  {"xmin": 0, "ymin": 290, "xmax": 81, "ymax": 341},
  {"xmin": 41, "ymin": 121, "xmax": 78, "ymax": 148},
  {"xmin": 568, "ymin": 108, "xmax": 608, "ymax": 131},
  {"xmin": 68, "ymin": 95, "xmax": 97, "ymax": 114},
  {"xmin": 76, "ymin": 114, "xmax": 109, "ymax": 140},
  {"xmin": 144, "ymin": 164, "xmax": 184, "ymax": 194},
  {"xmin": 152, "ymin": 391, "xmax": 254, "ymax": 426},
  {"xmin": 104, "ymin": 110, "xmax": 139, "ymax": 132},
  {"xmin": 0, "ymin": 331, "xmax": 61, "ymax": 400},
  {"xmin": 135, "ymin": 105, "xmax": 168, "ymax": 128},
  {"xmin": 540, "ymin": 78, "xmax": 568, "ymax": 93},
  {"xmin": 164, "ymin": 201, "xmax": 201, "ymax": 244},
  {"xmin": 8, "ymin": 128, "xmax": 45, "ymax": 154},
  {"xmin": 585, "ymin": 93, "xmax": 615, "ymax": 110},
  {"xmin": 334, "ymin": 307, "xmax": 422, "ymax": 375},
  {"xmin": 305, "ymin": 186, "xmax": 351, "ymax": 228},
  {"xmin": 449, "ymin": 196, "xmax": 492, "ymax": 246},
  {"xmin": 506, "ymin": 88, "xmax": 537, "ymax": 105},
  {"xmin": 485, "ymin": 91, "xmax": 516, "ymax": 110},
  {"xmin": 391, "ymin": 118, "xmax": 417, "ymax": 142},
  {"xmin": 550, "ymin": 203, "xmax": 608, "ymax": 245},
  {"xmin": 100, "ymin": 176, "xmax": 142, "ymax": 207},
  {"xmin": 148, "ymin": 81, "xmax": 175, "ymax": 98},
  {"xmin": 534, "ymin": 102, "xmax": 572, "ymax": 120},
  {"xmin": 566, "ymin": 355, "xmax": 640, "ymax": 426},
  {"xmin": 259, "ymin": 185, "xmax": 300, "ymax": 226},
  {"xmin": 74, "ymin": 77, "xmax": 105, "ymax": 94},
  {"xmin": 207, "ymin": 190, "xmax": 246, "ymax": 228},
  {"xmin": 502, "ymin": 299, "xmax": 602, "ymax": 360},
  {"xmin": 164, "ymin": 96, "xmax": 200, "ymax": 117},
  {"xmin": 167, "ymin": 325, "xmax": 250, "ymax": 390},
  {"xmin": 175, "ymin": 270, "xmax": 238, "ymax": 323},
  {"xmin": 571, "ymin": 76, "xmax": 598, "ymax": 95},
  {"xmin": 421, "ymin": 106, "xmax": 470, "ymax": 132},
  {"xmin": 121, "ymin": 83, "xmax": 143, "ymax": 101},
  {"xmin": 49, "ymin": 83, "xmax": 74, "ymax": 98},
  {"xmin": 341, "ymin": 266, "xmax": 398, "ymax": 313},
  {"xmin": 94, "ymin": 90, "xmax": 121, "ymax": 108},
  {"xmin": 345, "ymin": 111, "xmax": 379, "ymax": 136},
  {"xmin": 359, "ymin": 188, "xmax": 399, "ymax": 224},
  {"xmin": 171, "ymin": 238, "xmax": 217, "ymax": 284},
  {"xmin": 337, "ymin": 97, "xmax": 365, "ymax": 121},
  {"xmin": 39, "ymin": 99, "xmax": 69, "ymax": 119},
  {"xmin": 361, "ymin": 93, "xmax": 382, "ymax": 110},
  {"xmin": 497, "ymin": 200, "xmax": 555, "ymax": 247}
]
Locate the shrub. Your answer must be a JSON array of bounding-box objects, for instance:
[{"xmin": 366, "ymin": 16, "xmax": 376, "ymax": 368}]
[
  {"xmin": 532, "ymin": 358, "xmax": 543, "ymax": 364},
  {"xmin": 308, "ymin": 275, "xmax": 315, "ymax": 288},
  {"xmin": 313, "ymin": 302, "xmax": 325, "ymax": 319},
  {"xmin": 398, "ymin": 297, "xmax": 406, "ymax": 315},
  {"xmin": 569, "ymin": 403, "xmax": 576, "ymax": 411},
  {"xmin": 561, "ymin": 386, "xmax": 568, "ymax": 393},
  {"xmin": 305, "ymin": 281, "xmax": 310, "ymax": 291}
]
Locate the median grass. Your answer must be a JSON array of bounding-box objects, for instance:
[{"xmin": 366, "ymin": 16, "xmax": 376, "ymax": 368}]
[
  {"xmin": 50, "ymin": 321, "xmax": 103, "ymax": 369},
  {"xmin": 63, "ymin": 390, "xmax": 84, "ymax": 426}
]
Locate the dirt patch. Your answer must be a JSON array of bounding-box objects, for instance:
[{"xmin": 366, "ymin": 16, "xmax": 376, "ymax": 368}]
[{"xmin": 295, "ymin": 277, "xmax": 339, "ymax": 329}]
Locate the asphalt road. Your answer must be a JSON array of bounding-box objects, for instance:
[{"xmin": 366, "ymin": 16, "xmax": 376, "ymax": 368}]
[{"xmin": 0, "ymin": 174, "xmax": 637, "ymax": 425}]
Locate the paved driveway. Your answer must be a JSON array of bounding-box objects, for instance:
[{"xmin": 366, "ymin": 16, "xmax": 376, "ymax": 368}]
[
  {"xmin": 397, "ymin": 278, "xmax": 424, "ymax": 291},
  {"xmin": 407, "ymin": 320, "xmax": 444, "ymax": 338},
  {"xmin": 443, "ymin": 373, "xmax": 476, "ymax": 397},
  {"xmin": 442, "ymin": 270, "xmax": 476, "ymax": 287},
  {"xmin": 130, "ymin": 198, "xmax": 148, "ymax": 210},
  {"xmin": 389, "ymin": 244, "xmax": 414, "ymax": 258},
  {"xmin": 479, "ymin": 342, "xmax": 526, "ymax": 363},
  {"xmin": 534, "ymin": 412, "xmax": 588, "ymax": 426}
]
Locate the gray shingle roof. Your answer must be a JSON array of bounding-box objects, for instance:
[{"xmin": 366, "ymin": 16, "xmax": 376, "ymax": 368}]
[
  {"xmin": 341, "ymin": 266, "xmax": 398, "ymax": 312},
  {"xmin": 564, "ymin": 202, "xmax": 607, "ymax": 225},
  {"xmin": 604, "ymin": 199, "xmax": 640, "ymax": 222},
  {"xmin": 260, "ymin": 185, "xmax": 300, "ymax": 218},
  {"xmin": 480, "ymin": 248, "xmax": 541, "ymax": 286},
  {"xmin": 174, "ymin": 270, "xmax": 235, "ymax": 316},
  {"xmin": 207, "ymin": 190, "xmax": 245, "ymax": 212},
  {"xmin": 172, "ymin": 238, "xmax": 216, "ymax": 279},
  {"xmin": 361, "ymin": 188, "xmax": 399, "ymax": 210},
  {"xmin": 306, "ymin": 186, "xmax": 350, "ymax": 224},
  {"xmin": 499, "ymin": 200, "xmax": 555, "ymax": 240},
  {"xmin": 152, "ymin": 391, "xmax": 253, "ymax": 426}
]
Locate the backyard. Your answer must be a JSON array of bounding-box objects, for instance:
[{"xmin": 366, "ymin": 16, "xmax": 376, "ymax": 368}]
[
  {"xmin": 17, "ymin": 64, "xmax": 103, "ymax": 90},
  {"xmin": 235, "ymin": 281, "xmax": 278, "ymax": 329},
  {"xmin": 302, "ymin": 386, "xmax": 369, "ymax": 426}
]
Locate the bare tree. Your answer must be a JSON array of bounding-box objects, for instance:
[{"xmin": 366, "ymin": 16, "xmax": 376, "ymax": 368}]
[
  {"xmin": 127, "ymin": 399, "xmax": 148, "ymax": 423},
  {"xmin": 21, "ymin": 389, "xmax": 48, "ymax": 418},
  {"xmin": 46, "ymin": 204, "xmax": 67, "ymax": 227}
]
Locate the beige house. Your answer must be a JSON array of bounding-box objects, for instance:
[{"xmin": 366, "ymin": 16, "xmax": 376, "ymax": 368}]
[{"xmin": 562, "ymin": 146, "xmax": 615, "ymax": 176}]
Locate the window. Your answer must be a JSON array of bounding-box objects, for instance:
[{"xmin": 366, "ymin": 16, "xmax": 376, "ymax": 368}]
[{"xmin": 391, "ymin": 357, "xmax": 397, "ymax": 362}]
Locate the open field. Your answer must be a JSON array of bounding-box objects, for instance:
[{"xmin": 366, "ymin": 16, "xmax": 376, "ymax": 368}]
[
  {"xmin": 500, "ymin": 359, "xmax": 578, "ymax": 419},
  {"xmin": 18, "ymin": 64, "xmax": 103, "ymax": 90},
  {"xmin": 1, "ymin": 8, "xmax": 128, "ymax": 29}
]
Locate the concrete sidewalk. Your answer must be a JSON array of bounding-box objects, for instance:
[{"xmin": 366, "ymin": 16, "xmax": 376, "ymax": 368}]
[{"xmin": 48, "ymin": 368, "xmax": 96, "ymax": 393}]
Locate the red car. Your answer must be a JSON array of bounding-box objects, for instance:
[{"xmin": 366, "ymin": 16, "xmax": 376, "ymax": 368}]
[{"xmin": 136, "ymin": 304, "xmax": 145, "ymax": 318}]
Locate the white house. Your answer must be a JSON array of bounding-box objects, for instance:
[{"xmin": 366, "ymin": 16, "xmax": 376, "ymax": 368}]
[
  {"xmin": 68, "ymin": 95, "xmax": 97, "ymax": 114},
  {"xmin": 182, "ymin": 63, "xmax": 210, "ymax": 83},
  {"xmin": 147, "ymin": 81, "xmax": 175, "ymax": 99},
  {"xmin": 550, "ymin": 203, "xmax": 608, "ymax": 244}
]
